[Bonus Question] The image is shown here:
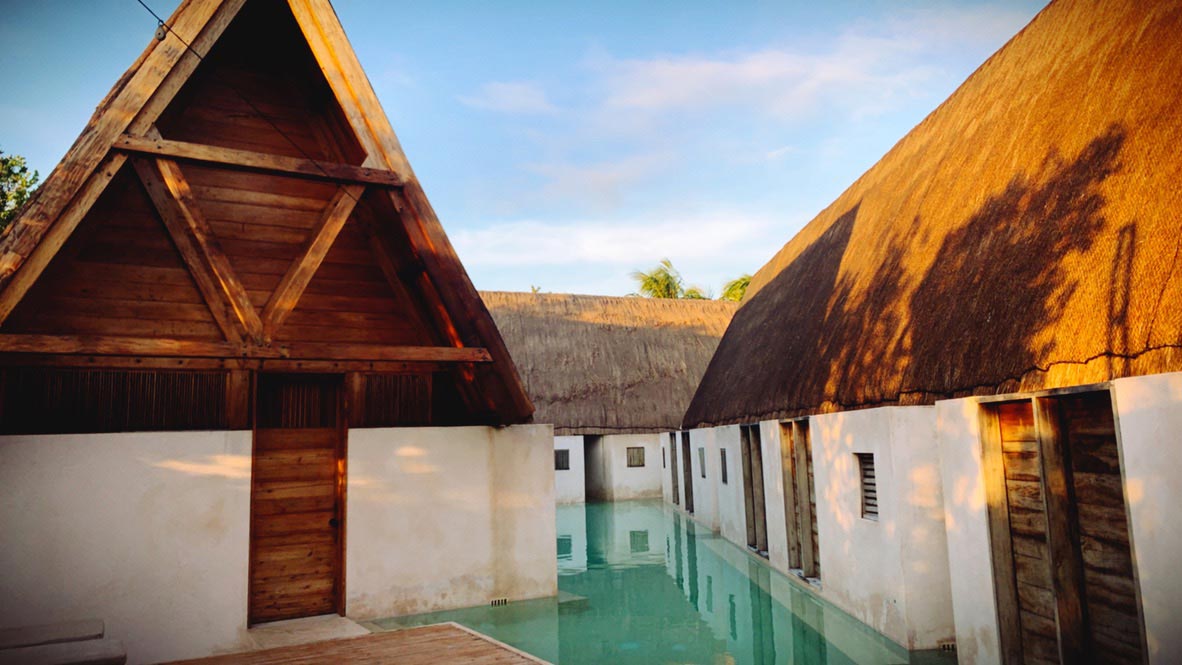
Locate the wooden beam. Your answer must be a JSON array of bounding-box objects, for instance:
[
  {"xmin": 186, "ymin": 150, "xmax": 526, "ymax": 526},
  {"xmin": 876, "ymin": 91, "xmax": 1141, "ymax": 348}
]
[
  {"xmin": 133, "ymin": 156, "xmax": 263, "ymax": 343},
  {"xmin": 0, "ymin": 334, "xmax": 490, "ymax": 363},
  {"xmin": 345, "ymin": 372, "xmax": 365, "ymax": 427},
  {"xmin": 226, "ymin": 369, "xmax": 251, "ymax": 429},
  {"xmin": 792, "ymin": 421, "xmax": 818, "ymax": 578},
  {"xmin": 980, "ymin": 404, "xmax": 1025, "ymax": 665},
  {"xmin": 0, "ymin": 334, "xmax": 236, "ymax": 357},
  {"xmin": 1034, "ymin": 396, "xmax": 1092, "ymax": 663},
  {"xmin": 279, "ymin": 343, "xmax": 490, "ymax": 363},
  {"xmin": 255, "ymin": 359, "xmax": 445, "ymax": 374},
  {"xmin": 261, "ymin": 185, "xmax": 364, "ymax": 339},
  {"xmin": 0, "ymin": 153, "xmax": 127, "ymax": 326},
  {"xmin": 0, "ymin": 0, "xmax": 244, "ymax": 287},
  {"xmin": 0, "ymin": 353, "xmax": 444, "ymax": 374},
  {"xmin": 114, "ymin": 136, "xmax": 403, "ymax": 187}
]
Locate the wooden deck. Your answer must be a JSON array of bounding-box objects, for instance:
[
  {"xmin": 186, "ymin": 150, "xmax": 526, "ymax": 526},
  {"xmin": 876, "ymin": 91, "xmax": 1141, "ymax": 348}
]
[{"xmin": 165, "ymin": 623, "xmax": 548, "ymax": 665}]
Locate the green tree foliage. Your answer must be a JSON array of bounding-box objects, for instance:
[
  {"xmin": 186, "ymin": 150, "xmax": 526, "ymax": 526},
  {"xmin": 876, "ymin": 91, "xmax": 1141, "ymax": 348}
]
[
  {"xmin": 0, "ymin": 150, "xmax": 40, "ymax": 233},
  {"xmin": 721, "ymin": 274, "xmax": 751, "ymax": 302},
  {"xmin": 630, "ymin": 258, "xmax": 710, "ymax": 299}
]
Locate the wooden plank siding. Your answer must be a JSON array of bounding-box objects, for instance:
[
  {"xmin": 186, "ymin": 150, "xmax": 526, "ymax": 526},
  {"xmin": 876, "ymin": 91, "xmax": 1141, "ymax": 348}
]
[
  {"xmin": 4, "ymin": 167, "xmax": 225, "ymax": 342},
  {"xmin": 1059, "ymin": 392, "xmax": 1144, "ymax": 664},
  {"xmin": 998, "ymin": 401, "xmax": 1060, "ymax": 665},
  {"xmin": 983, "ymin": 390, "xmax": 1145, "ymax": 665}
]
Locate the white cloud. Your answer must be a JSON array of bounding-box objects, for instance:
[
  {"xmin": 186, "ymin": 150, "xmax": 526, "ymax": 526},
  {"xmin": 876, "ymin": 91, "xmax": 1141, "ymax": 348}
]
[
  {"xmin": 459, "ymin": 81, "xmax": 557, "ymax": 114},
  {"xmin": 766, "ymin": 145, "xmax": 798, "ymax": 161},
  {"xmin": 524, "ymin": 152, "xmax": 672, "ymax": 212},
  {"xmin": 587, "ymin": 4, "xmax": 1031, "ymax": 122},
  {"xmin": 451, "ymin": 212, "xmax": 779, "ymax": 269}
]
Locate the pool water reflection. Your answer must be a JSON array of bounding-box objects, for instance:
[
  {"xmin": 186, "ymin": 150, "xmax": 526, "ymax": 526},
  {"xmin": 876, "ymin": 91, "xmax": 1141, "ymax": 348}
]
[{"xmin": 375, "ymin": 500, "xmax": 914, "ymax": 664}]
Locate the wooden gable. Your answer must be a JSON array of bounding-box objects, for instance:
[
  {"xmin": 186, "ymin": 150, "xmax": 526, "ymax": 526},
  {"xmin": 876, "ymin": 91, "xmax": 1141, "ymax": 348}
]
[{"xmin": 0, "ymin": 0, "xmax": 532, "ymax": 427}]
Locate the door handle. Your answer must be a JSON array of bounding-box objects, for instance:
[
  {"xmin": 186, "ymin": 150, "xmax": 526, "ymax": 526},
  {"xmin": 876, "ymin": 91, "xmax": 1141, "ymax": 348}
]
[{"xmin": 329, "ymin": 517, "xmax": 340, "ymax": 528}]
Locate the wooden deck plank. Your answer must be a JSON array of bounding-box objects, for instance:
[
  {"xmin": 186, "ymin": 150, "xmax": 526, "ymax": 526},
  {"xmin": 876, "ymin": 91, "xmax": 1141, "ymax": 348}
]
[{"xmin": 164, "ymin": 623, "xmax": 546, "ymax": 665}]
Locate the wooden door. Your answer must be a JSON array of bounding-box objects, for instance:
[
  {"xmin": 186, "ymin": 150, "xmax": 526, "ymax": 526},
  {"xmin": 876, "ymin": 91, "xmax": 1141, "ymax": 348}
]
[
  {"xmin": 250, "ymin": 373, "xmax": 345, "ymax": 625},
  {"xmin": 779, "ymin": 420, "xmax": 819, "ymax": 578},
  {"xmin": 681, "ymin": 432, "xmax": 695, "ymax": 514},
  {"xmin": 740, "ymin": 424, "xmax": 769, "ymax": 556},
  {"xmin": 981, "ymin": 391, "xmax": 1145, "ymax": 664}
]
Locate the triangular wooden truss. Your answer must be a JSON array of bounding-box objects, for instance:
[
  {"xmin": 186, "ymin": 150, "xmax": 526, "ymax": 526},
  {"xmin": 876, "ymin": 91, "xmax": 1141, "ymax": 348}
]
[{"xmin": 0, "ymin": 0, "xmax": 532, "ymax": 422}]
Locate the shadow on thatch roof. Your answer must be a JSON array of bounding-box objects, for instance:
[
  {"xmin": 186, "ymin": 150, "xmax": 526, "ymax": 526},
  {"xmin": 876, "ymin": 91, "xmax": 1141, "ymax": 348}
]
[
  {"xmin": 481, "ymin": 291, "xmax": 736, "ymax": 435},
  {"xmin": 684, "ymin": 0, "xmax": 1182, "ymax": 428}
]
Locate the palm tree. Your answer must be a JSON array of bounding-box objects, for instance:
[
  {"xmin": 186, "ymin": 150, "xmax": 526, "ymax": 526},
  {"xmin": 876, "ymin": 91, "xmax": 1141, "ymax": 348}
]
[
  {"xmin": 721, "ymin": 274, "xmax": 751, "ymax": 302},
  {"xmin": 630, "ymin": 259, "xmax": 684, "ymax": 298}
]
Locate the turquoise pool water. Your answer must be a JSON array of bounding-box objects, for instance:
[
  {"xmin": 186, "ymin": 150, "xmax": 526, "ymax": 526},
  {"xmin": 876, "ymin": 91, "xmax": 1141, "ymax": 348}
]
[{"xmin": 374, "ymin": 500, "xmax": 923, "ymax": 664}]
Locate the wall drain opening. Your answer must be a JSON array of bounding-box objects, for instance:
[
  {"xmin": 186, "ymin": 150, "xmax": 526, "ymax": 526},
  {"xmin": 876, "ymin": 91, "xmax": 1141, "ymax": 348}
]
[{"xmin": 490, "ymin": 598, "xmax": 508, "ymax": 607}]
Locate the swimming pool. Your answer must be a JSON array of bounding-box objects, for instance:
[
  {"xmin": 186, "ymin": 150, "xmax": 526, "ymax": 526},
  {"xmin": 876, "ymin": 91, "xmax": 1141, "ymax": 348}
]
[{"xmin": 373, "ymin": 500, "xmax": 923, "ymax": 664}]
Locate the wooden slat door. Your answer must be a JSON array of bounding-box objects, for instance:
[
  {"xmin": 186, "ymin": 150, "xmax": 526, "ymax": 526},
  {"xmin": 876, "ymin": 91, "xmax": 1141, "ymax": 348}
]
[
  {"xmin": 250, "ymin": 374, "xmax": 345, "ymax": 625},
  {"xmin": 983, "ymin": 391, "xmax": 1145, "ymax": 665}
]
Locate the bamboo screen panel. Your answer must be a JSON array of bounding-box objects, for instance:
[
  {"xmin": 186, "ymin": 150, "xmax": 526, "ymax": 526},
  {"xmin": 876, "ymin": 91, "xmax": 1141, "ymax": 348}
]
[
  {"xmin": 360, "ymin": 374, "xmax": 432, "ymax": 427},
  {"xmin": 0, "ymin": 367, "xmax": 227, "ymax": 434}
]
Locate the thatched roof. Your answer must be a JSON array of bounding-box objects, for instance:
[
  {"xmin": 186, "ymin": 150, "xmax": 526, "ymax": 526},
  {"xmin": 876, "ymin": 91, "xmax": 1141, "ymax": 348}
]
[
  {"xmin": 685, "ymin": 0, "xmax": 1182, "ymax": 428},
  {"xmin": 482, "ymin": 292, "xmax": 736, "ymax": 434}
]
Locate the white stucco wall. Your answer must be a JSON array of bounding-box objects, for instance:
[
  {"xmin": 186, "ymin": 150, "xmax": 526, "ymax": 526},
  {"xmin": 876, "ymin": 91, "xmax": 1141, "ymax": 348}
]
[
  {"xmin": 712, "ymin": 425, "xmax": 747, "ymax": 548},
  {"xmin": 0, "ymin": 431, "xmax": 253, "ymax": 665},
  {"xmin": 1112, "ymin": 373, "xmax": 1182, "ymax": 664},
  {"xmin": 554, "ymin": 435, "xmax": 585, "ymax": 504},
  {"xmin": 345, "ymin": 424, "xmax": 556, "ymax": 619},
  {"xmin": 804, "ymin": 407, "xmax": 953, "ymax": 650},
  {"xmin": 588, "ymin": 433, "xmax": 664, "ymax": 501},
  {"xmin": 0, "ymin": 424, "xmax": 558, "ymax": 663},
  {"xmin": 661, "ymin": 433, "xmax": 674, "ymax": 505},
  {"xmin": 934, "ymin": 397, "xmax": 1000, "ymax": 665},
  {"xmin": 695, "ymin": 409, "xmax": 953, "ymax": 652},
  {"xmin": 681, "ymin": 428, "xmax": 721, "ymax": 531}
]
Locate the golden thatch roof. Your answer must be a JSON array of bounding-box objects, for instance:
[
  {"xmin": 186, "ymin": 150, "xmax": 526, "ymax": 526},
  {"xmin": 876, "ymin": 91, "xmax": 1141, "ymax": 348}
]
[
  {"xmin": 685, "ymin": 0, "xmax": 1182, "ymax": 428},
  {"xmin": 482, "ymin": 292, "xmax": 736, "ymax": 434}
]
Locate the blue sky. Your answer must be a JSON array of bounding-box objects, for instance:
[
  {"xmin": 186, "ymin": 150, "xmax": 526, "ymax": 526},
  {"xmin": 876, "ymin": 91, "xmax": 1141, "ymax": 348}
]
[{"xmin": 0, "ymin": 0, "xmax": 1046, "ymax": 296}]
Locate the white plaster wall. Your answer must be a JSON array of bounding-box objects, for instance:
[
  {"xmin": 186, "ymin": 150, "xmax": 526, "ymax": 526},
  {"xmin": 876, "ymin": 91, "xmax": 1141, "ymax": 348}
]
[
  {"xmin": 345, "ymin": 424, "xmax": 557, "ymax": 619},
  {"xmin": 935, "ymin": 396, "xmax": 1007, "ymax": 665},
  {"xmin": 554, "ymin": 435, "xmax": 585, "ymax": 504},
  {"xmin": 1102, "ymin": 375, "xmax": 1180, "ymax": 664},
  {"xmin": 809, "ymin": 406, "xmax": 953, "ymax": 650},
  {"xmin": 712, "ymin": 425, "xmax": 747, "ymax": 548},
  {"xmin": 599, "ymin": 433, "xmax": 664, "ymax": 501},
  {"xmin": 660, "ymin": 433, "xmax": 674, "ymax": 505},
  {"xmin": 0, "ymin": 431, "xmax": 253, "ymax": 665},
  {"xmin": 758, "ymin": 420, "xmax": 791, "ymax": 574},
  {"xmin": 889, "ymin": 407, "xmax": 956, "ymax": 650},
  {"xmin": 688, "ymin": 428, "xmax": 721, "ymax": 531}
]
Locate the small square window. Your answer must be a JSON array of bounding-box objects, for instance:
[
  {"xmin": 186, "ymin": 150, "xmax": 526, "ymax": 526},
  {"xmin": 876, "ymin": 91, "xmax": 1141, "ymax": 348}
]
[
  {"xmin": 698, "ymin": 448, "xmax": 706, "ymax": 478},
  {"xmin": 626, "ymin": 446, "xmax": 645, "ymax": 467},
  {"xmin": 630, "ymin": 530, "xmax": 649, "ymax": 553},
  {"xmin": 720, "ymin": 449, "xmax": 728, "ymax": 484},
  {"xmin": 856, "ymin": 453, "xmax": 878, "ymax": 520},
  {"xmin": 555, "ymin": 449, "xmax": 570, "ymax": 471}
]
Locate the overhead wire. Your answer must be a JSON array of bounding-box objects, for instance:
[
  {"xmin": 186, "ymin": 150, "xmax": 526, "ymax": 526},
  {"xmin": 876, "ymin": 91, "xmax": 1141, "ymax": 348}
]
[{"xmin": 131, "ymin": 0, "xmax": 367, "ymax": 206}]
